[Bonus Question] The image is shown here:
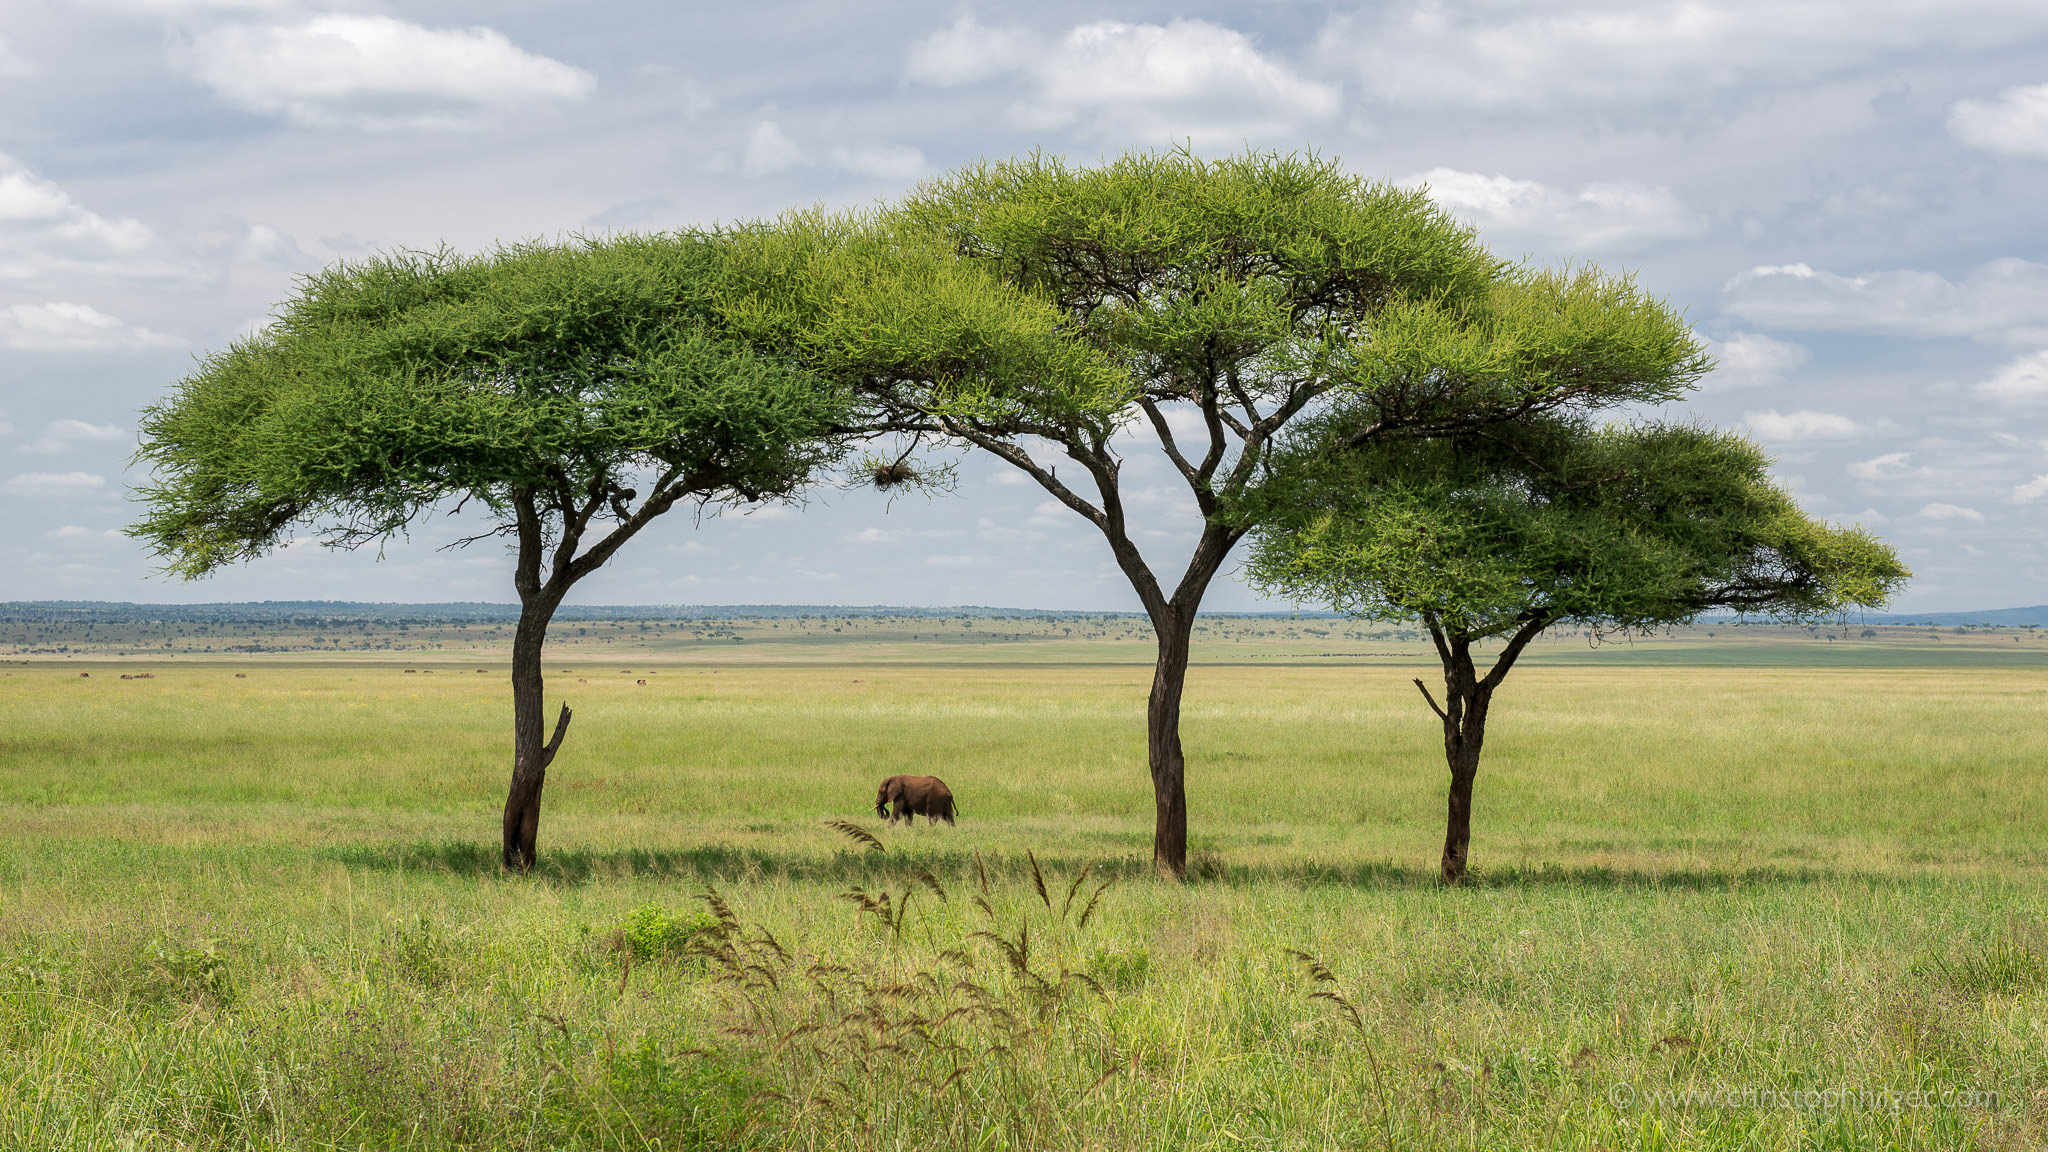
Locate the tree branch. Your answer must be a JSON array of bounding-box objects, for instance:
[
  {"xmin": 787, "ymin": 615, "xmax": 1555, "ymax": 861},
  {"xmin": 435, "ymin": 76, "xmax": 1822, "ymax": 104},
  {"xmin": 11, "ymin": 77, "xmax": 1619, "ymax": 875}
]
[
  {"xmin": 538, "ymin": 702, "xmax": 573, "ymax": 770},
  {"xmin": 1423, "ymin": 616, "xmax": 1453, "ymax": 667},
  {"xmin": 1224, "ymin": 366, "xmax": 1264, "ymax": 432},
  {"xmin": 938, "ymin": 415, "xmax": 1109, "ymax": 530},
  {"xmin": 1412, "ymin": 678, "xmax": 1449, "ymax": 722},
  {"xmin": 1193, "ymin": 381, "xmax": 1230, "ymax": 486},
  {"xmin": 440, "ymin": 521, "xmax": 519, "ymax": 552},
  {"xmin": 564, "ymin": 463, "xmax": 700, "ymax": 583},
  {"xmin": 1482, "ymin": 614, "xmax": 1555, "ymax": 691},
  {"xmin": 512, "ymin": 487, "xmax": 544, "ymax": 605},
  {"xmin": 1138, "ymin": 397, "xmax": 1201, "ymax": 487}
]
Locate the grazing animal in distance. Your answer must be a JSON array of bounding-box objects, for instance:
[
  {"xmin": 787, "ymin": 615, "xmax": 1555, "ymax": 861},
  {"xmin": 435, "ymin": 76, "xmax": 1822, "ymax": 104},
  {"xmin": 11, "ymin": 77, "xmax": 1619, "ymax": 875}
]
[{"xmin": 875, "ymin": 774, "xmax": 956, "ymax": 826}]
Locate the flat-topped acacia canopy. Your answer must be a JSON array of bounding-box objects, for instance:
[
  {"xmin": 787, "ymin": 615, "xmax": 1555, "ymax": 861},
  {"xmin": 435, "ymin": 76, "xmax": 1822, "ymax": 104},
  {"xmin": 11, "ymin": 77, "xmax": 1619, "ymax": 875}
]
[
  {"xmin": 1246, "ymin": 419, "xmax": 1910, "ymax": 881},
  {"xmin": 130, "ymin": 232, "xmax": 1114, "ymax": 870}
]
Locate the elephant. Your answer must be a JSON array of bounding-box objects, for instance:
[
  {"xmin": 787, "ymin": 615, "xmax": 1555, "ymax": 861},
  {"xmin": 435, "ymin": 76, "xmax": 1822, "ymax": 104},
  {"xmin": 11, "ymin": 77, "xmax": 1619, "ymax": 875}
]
[{"xmin": 875, "ymin": 774, "xmax": 956, "ymax": 825}]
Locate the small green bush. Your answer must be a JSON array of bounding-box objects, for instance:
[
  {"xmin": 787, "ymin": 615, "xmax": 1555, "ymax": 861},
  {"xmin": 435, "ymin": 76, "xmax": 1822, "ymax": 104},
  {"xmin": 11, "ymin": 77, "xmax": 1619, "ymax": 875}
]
[
  {"xmin": 379, "ymin": 914, "xmax": 450, "ymax": 984},
  {"xmin": 142, "ymin": 936, "xmax": 233, "ymax": 1006},
  {"xmin": 615, "ymin": 905, "xmax": 718, "ymax": 962},
  {"xmin": 1089, "ymin": 945, "xmax": 1152, "ymax": 991}
]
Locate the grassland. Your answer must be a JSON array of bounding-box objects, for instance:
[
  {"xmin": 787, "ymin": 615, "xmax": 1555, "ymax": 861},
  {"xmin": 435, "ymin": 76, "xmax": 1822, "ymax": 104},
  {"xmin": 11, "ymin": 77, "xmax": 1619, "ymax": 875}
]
[{"xmin": 2, "ymin": 621, "xmax": 2045, "ymax": 1149}]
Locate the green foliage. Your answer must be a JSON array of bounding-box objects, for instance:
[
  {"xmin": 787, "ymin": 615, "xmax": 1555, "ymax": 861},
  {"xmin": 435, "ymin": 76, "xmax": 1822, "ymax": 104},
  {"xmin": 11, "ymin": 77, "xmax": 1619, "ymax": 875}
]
[
  {"xmin": 900, "ymin": 147, "xmax": 1496, "ymax": 343},
  {"xmin": 1248, "ymin": 421, "xmax": 1909, "ymax": 641},
  {"xmin": 142, "ymin": 936, "xmax": 234, "ymax": 1006},
  {"xmin": 131, "ymin": 236, "xmax": 851, "ymax": 577},
  {"xmin": 885, "ymin": 148, "xmax": 1501, "ymax": 444},
  {"xmin": 885, "ymin": 149, "xmax": 1707, "ymax": 459},
  {"xmin": 700, "ymin": 208, "xmax": 1132, "ymax": 432},
  {"xmin": 615, "ymin": 904, "xmax": 718, "ymax": 962},
  {"xmin": 1333, "ymin": 263, "xmax": 1712, "ymax": 427},
  {"xmin": 380, "ymin": 914, "xmax": 452, "ymax": 985},
  {"xmin": 1087, "ymin": 945, "xmax": 1152, "ymax": 991}
]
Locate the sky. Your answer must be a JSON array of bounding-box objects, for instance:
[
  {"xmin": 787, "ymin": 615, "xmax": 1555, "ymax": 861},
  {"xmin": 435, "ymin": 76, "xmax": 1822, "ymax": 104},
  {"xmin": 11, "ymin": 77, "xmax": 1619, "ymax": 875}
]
[{"xmin": 2, "ymin": 0, "xmax": 2046, "ymax": 613}]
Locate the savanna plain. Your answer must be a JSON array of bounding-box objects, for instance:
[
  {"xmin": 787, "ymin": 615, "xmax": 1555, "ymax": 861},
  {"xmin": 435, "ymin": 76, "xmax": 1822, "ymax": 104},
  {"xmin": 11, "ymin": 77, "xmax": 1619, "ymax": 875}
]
[{"xmin": 2, "ymin": 610, "xmax": 2045, "ymax": 1151}]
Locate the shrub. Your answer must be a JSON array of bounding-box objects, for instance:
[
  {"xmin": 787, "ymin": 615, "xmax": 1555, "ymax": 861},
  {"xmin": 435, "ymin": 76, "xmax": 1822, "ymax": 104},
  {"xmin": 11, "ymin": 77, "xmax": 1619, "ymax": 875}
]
[
  {"xmin": 614, "ymin": 904, "xmax": 719, "ymax": 962},
  {"xmin": 142, "ymin": 936, "xmax": 233, "ymax": 1006},
  {"xmin": 379, "ymin": 914, "xmax": 451, "ymax": 985}
]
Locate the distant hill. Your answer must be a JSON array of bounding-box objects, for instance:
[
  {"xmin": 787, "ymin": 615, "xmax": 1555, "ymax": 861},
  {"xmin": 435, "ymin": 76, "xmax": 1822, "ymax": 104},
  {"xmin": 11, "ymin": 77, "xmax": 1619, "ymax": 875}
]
[
  {"xmin": 1863, "ymin": 606, "xmax": 2048, "ymax": 627},
  {"xmin": 8, "ymin": 599, "xmax": 2043, "ymax": 626},
  {"xmin": 0, "ymin": 600, "xmax": 1339, "ymax": 623}
]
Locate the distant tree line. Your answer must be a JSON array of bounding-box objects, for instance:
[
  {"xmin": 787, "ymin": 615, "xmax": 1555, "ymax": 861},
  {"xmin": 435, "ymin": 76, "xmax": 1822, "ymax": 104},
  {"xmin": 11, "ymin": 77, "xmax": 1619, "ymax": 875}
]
[{"xmin": 130, "ymin": 148, "xmax": 1906, "ymax": 879}]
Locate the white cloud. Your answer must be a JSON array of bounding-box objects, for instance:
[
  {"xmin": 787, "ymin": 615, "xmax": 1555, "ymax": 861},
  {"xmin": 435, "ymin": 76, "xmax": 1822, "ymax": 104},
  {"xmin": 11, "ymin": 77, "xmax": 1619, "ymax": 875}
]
[
  {"xmin": 180, "ymin": 15, "xmax": 595, "ymax": 130},
  {"xmin": 1975, "ymin": 349, "xmax": 2048, "ymax": 401},
  {"xmin": 910, "ymin": 18, "xmax": 1337, "ymax": 142},
  {"xmin": 1847, "ymin": 451, "xmax": 1914, "ymax": 481},
  {"xmin": 0, "ymin": 153, "xmax": 167, "ymax": 281},
  {"xmin": 1722, "ymin": 259, "xmax": 2048, "ymax": 344},
  {"xmin": 848, "ymin": 527, "xmax": 960, "ymax": 545},
  {"xmin": 925, "ymin": 554, "xmax": 980, "ymax": 567},
  {"xmin": 0, "ymin": 302, "xmax": 182, "ymax": 351},
  {"xmin": 2014, "ymin": 475, "xmax": 2048, "ymax": 502},
  {"xmin": 1916, "ymin": 502, "xmax": 1986, "ymax": 521},
  {"xmin": 1318, "ymin": 1, "xmax": 2048, "ymax": 114},
  {"xmin": 86, "ymin": 0, "xmax": 292, "ymax": 11},
  {"xmin": 3, "ymin": 471, "xmax": 108, "ymax": 497},
  {"xmin": 1026, "ymin": 499, "xmax": 1070, "ymax": 528},
  {"xmin": 829, "ymin": 144, "xmax": 925, "ymax": 181},
  {"xmin": 1949, "ymin": 82, "xmax": 2048, "ymax": 158},
  {"xmin": 22, "ymin": 418, "xmax": 130, "ymax": 455},
  {"xmin": 1403, "ymin": 169, "xmax": 1701, "ymax": 253},
  {"xmin": 1704, "ymin": 331, "xmax": 1810, "ymax": 391},
  {"xmin": 1744, "ymin": 409, "xmax": 1866, "ymax": 441},
  {"xmin": 232, "ymin": 223, "xmax": 310, "ymax": 267},
  {"xmin": 742, "ymin": 122, "xmax": 802, "ymax": 176},
  {"xmin": 905, "ymin": 16, "xmax": 1041, "ymax": 86},
  {"xmin": 45, "ymin": 525, "xmax": 124, "ymax": 541}
]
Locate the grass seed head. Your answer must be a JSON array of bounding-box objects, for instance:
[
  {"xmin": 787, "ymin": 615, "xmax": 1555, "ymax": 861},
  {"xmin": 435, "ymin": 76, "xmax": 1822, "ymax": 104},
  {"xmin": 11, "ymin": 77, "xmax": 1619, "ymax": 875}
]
[{"xmin": 825, "ymin": 819, "xmax": 886, "ymax": 852}]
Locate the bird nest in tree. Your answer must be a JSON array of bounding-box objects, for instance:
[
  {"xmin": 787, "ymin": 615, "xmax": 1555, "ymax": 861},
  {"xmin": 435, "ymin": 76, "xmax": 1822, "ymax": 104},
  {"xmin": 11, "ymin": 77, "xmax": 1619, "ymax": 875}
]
[{"xmin": 871, "ymin": 461, "xmax": 918, "ymax": 490}]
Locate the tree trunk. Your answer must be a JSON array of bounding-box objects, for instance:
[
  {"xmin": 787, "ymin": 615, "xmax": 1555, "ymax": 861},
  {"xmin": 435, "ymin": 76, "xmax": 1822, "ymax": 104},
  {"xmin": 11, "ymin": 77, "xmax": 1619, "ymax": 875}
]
[
  {"xmin": 1414, "ymin": 618, "xmax": 1548, "ymax": 883},
  {"xmin": 945, "ymin": 422, "xmax": 1243, "ymax": 881},
  {"xmin": 1147, "ymin": 610, "xmax": 1196, "ymax": 877},
  {"xmin": 1424, "ymin": 633, "xmax": 1493, "ymax": 885},
  {"xmin": 1439, "ymin": 720, "xmax": 1485, "ymax": 884},
  {"xmin": 502, "ymin": 593, "xmax": 571, "ymax": 873},
  {"xmin": 491, "ymin": 476, "xmax": 686, "ymax": 873}
]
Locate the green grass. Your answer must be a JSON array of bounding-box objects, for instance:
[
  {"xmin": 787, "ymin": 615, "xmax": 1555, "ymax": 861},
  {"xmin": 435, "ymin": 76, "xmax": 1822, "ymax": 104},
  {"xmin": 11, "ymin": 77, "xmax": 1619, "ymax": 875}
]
[{"xmin": 2, "ymin": 651, "xmax": 2045, "ymax": 1149}]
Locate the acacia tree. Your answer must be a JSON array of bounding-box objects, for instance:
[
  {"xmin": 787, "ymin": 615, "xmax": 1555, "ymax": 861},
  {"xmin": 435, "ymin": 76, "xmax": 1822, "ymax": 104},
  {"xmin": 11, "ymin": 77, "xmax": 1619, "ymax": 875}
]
[
  {"xmin": 1244, "ymin": 421, "xmax": 1909, "ymax": 882},
  {"xmin": 132, "ymin": 233, "xmax": 1109, "ymax": 871},
  {"xmin": 132, "ymin": 238, "xmax": 857, "ymax": 871},
  {"xmin": 130, "ymin": 241, "xmax": 823, "ymax": 865},
  {"xmin": 778, "ymin": 150, "xmax": 1711, "ymax": 876}
]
